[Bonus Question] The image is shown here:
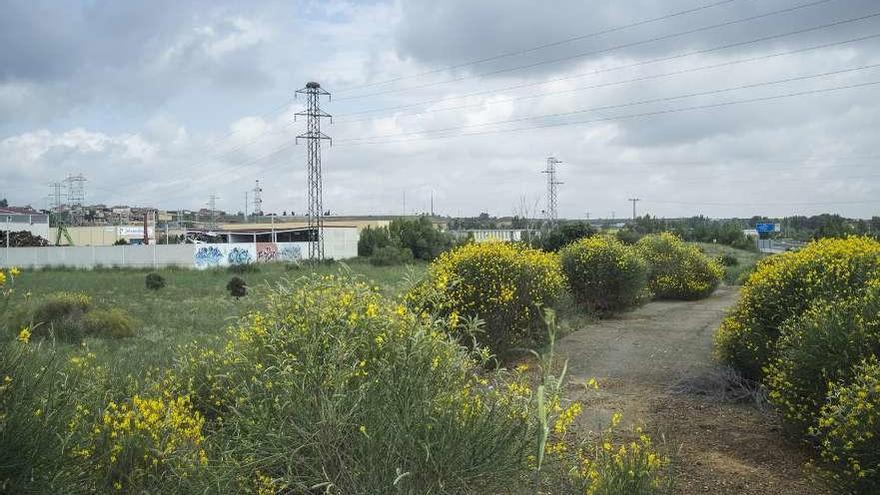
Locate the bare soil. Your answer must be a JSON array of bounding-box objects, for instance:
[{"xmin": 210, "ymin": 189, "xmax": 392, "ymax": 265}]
[{"xmin": 556, "ymin": 285, "xmax": 828, "ymax": 495}]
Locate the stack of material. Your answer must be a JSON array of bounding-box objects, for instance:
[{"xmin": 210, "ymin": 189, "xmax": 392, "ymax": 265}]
[{"xmin": 0, "ymin": 230, "xmax": 50, "ymax": 247}]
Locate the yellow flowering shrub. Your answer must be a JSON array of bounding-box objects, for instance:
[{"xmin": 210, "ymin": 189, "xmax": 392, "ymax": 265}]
[
  {"xmin": 575, "ymin": 428, "xmax": 669, "ymax": 495},
  {"xmin": 636, "ymin": 233, "xmax": 723, "ymax": 301},
  {"xmin": 765, "ymin": 287, "xmax": 880, "ymax": 433},
  {"xmin": 559, "ymin": 236, "xmax": 649, "ymax": 313},
  {"xmin": 73, "ymin": 394, "xmax": 207, "ymax": 492},
  {"xmin": 174, "ymin": 273, "xmax": 537, "ymax": 493},
  {"xmin": 406, "ymin": 242, "xmax": 566, "ymax": 356},
  {"xmin": 716, "ymin": 236, "xmax": 880, "ymax": 378},
  {"xmin": 811, "ymin": 356, "xmax": 880, "ymax": 492},
  {"xmin": 547, "ymin": 408, "xmax": 670, "ymax": 495}
]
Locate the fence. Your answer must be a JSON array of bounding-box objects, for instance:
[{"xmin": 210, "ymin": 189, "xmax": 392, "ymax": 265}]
[{"xmin": 1, "ymin": 240, "xmax": 357, "ymax": 270}]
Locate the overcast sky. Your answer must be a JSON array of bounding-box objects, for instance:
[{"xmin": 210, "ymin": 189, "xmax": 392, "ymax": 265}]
[{"xmin": 1, "ymin": 0, "xmax": 879, "ymax": 219}]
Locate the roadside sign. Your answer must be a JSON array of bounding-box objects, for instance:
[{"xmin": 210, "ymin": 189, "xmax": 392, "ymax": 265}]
[{"xmin": 756, "ymin": 223, "xmax": 775, "ymax": 233}]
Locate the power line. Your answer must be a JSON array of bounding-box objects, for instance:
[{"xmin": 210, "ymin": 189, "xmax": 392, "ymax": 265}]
[
  {"xmin": 87, "ymin": 6, "xmax": 879, "ymax": 207},
  {"xmin": 144, "ymin": 56, "xmax": 879, "ymax": 200},
  {"xmin": 335, "ymin": 79, "xmax": 880, "ymax": 147},
  {"xmin": 335, "ymin": 32, "xmax": 880, "ymax": 124},
  {"xmin": 138, "ymin": 14, "xmax": 880, "ymax": 201},
  {"xmin": 334, "ymin": 11, "xmax": 880, "ymax": 119},
  {"xmin": 147, "ymin": 80, "xmax": 880, "ymax": 207},
  {"xmin": 573, "ymin": 155, "xmax": 880, "ymax": 167},
  {"xmin": 335, "ymin": 0, "xmax": 742, "ymax": 93},
  {"xmin": 337, "ymin": 63, "xmax": 880, "ymax": 143},
  {"xmin": 137, "ymin": 142, "xmax": 302, "ymax": 207},
  {"xmin": 642, "ymin": 198, "xmax": 880, "ymax": 206},
  {"xmin": 336, "ymin": 0, "xmax": 837, "ymax": 101}
]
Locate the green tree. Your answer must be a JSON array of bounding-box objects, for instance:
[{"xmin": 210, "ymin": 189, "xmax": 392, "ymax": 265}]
[
  {"xmin": 357, "ymin": 225, "xmax": 392, "ymax": 257},
  {"xmin": 389, "ymin": 216, "xmax": 454, "ymax": 261},
  {"xmin": 536, "ymin": 221, "xmax": 596, "ymax": 252}
]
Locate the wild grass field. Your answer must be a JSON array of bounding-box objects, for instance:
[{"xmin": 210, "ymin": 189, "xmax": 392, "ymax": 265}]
[
  {"xmin": 1, "ymin": 242, "xmax": 677, "ymax": 494},
  {"xmin": 5, "ymin": 261, "xmax": 424, "ymax": 370},
  {"xmin": 5, "ymin": 235, "xmax": 872, "ymax": 494},
  {"xmin": 694, "ymin": 242, "xmax": 763, "ymax": 285}
]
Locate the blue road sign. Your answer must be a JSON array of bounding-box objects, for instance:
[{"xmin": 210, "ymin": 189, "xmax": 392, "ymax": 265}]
[{"xmin": 756, "ymin": 223, "xmax": 775, "ymax": 233}]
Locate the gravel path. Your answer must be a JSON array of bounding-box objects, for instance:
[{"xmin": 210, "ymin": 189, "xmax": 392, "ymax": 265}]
[{"xmin": 556, "ymin": 286, "xmax": 827, "ymax": 495}]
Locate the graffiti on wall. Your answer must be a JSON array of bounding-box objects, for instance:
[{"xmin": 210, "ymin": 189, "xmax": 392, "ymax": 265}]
[
  {"xmin": 193, "ymin": 242, "xmax": 306, "ymax": 269},
  {"xmin": 278, "ymin": 244, "xmax": 302, "ymax": 261},
  {"xmin": 256, "ymin": 243, "xmax": 278, "ymax": 262},
  {"xmin": 227, "ymin": 247, "xmax": 253, "ymax": 265},
  {"xmin": 194, "ymin": 246, "xmax": 223, "ymax": 268}
]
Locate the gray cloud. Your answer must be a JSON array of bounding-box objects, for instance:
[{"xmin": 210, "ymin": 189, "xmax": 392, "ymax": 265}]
[
  {"xmin": 394, "ymin": 0, "xmax": 880, "ymax": 77},
  {"xmin": 0, "ymin": 0, "xmax": 878, "ymax": 219}
]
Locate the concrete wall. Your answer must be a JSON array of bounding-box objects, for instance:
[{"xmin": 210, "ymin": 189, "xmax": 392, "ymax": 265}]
[
  {"xmin": 2, "ymin": 244, "xmax": 195, "ymax": 269},
  {"xmin": 1, "ymin": 228, "xmax": 359, "ymax": 269}
]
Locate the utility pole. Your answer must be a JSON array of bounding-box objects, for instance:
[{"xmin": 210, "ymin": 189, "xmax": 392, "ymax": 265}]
[
  {"xmin": 253, "ymin": 180, "xmax": 263, "ymax": 217},
  {"xmin": 295, "ymin": 81, "xmax": 332, "ymax": 261},
  {"xmin": 244, "ymin": 191, "xmax": 249, "ymax": 222},
  {"xmin": 430, "ymin": 190, "xmax": 435, "ymax": 217},
  {"xmin": 542, "ymin": 157, "xmax": 563, "ymax": 225},
  {"xmin": 628, "ymin": 198, "xmax": 641, "ymax": 220},
  {"xmin": 143, "ymin": 210, "xmax": 150, "ymax": 245},
  {"xmin": 403, "ymin": 191, "xmax": 406, "ymax": 217}
]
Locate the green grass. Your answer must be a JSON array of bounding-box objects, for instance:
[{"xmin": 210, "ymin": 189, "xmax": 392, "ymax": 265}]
[
  {"xmin": 693, "ymin": 242, "xmax": 764, "ymax": 285},
  {"xmin": 3, "ymin": 260, "xmax": 425, "ymax": 370}
]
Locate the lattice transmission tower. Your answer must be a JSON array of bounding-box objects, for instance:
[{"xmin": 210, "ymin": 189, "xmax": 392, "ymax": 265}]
[
  {"xmin": 252, "ymin": 180, "xmax": 263, "ymax": 216},
  {"xmin": 64, "ymin": 173, "xmax": 87, "ymax": 225},
  {"xmin": 48, "ymin": 182, "xmax": 63, "ymax": 212},
  {"xmin": 295, "ymin": 82, "xmax": 332, "ymax": 260},
  {"xmin": 542, "ymin": 157, "xmax": 563, "ymax": 224}
]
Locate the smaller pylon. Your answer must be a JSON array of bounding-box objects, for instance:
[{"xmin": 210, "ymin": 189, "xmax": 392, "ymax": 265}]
[
  {"xmin": 253, "ymin": 180, "xmax": 263, "ymax": 216},
  {"xmin": 542, "ymin": 157, "xmax": 563, "ymax": 224}
]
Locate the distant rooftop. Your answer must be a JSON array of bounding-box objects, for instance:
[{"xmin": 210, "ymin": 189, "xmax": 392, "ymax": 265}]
[{"xmin": 0, "ymin": 206, "xmax": 41, "ymax": 215}]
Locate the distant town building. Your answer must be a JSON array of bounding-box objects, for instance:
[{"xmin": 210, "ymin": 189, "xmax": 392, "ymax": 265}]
[{"xmin": 451, "ymin": 229, "xmax": 527, "ymax": 243}]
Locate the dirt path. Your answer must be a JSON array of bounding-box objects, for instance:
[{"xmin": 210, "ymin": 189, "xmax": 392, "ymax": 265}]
[{"xmin": 557, "ymin": 286, "xmax": 826, "ymax": 495}]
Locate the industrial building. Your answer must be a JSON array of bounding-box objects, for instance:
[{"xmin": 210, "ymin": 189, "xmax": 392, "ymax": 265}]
[{"xmin": 59, "ymin": 225, "xmax": 156, "ymax": 246}]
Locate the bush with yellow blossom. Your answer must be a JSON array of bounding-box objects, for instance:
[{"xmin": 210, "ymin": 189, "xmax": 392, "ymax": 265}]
[
  {"xmin": 574, "ymin": 424, "xmax": 670, "ymax": 495},
  {"xmin": 174, "ymin": 273, "xmax": 538, "ymax": 493},
  {"xmin": 406, "ymin": 242, "xmax": 566, "ymax": 357},
  {"xmin": 72, "ymin": 394, "xmax": 207, "ymax": 492},
  {"xmin": 765, "ymin": 285, "xmax": 880, "ymax": 433},
  {"xmin": 559, "ymin": 235, "xmax": 649, "ymax": 313},
  {"xmin": 811, "ymin": 356, "xmax": 880, "ymax": 493},
  {"xmin": 541, "ymin": 402, "xmax": 671, "ymax": 494},
  {"xmin": 716, "ymin": 236, "xmax": 880, "ymax": 379},
  {"xmin": 635, "ymin": 233, "xmax": 723, "ymax": 301}
]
